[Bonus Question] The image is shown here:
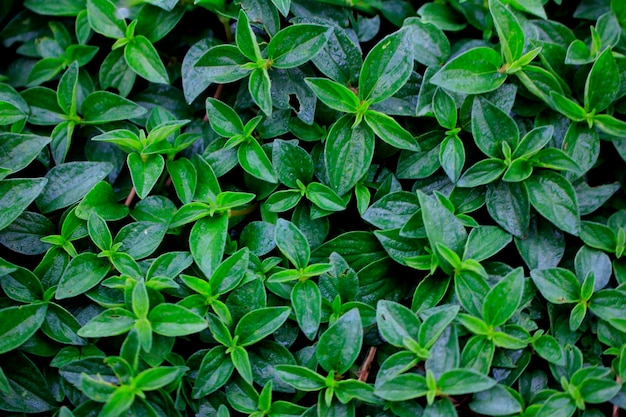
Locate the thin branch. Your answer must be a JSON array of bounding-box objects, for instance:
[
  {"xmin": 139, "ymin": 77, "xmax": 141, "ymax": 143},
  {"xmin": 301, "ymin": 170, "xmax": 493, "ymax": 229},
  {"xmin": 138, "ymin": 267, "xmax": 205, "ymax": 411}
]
[
  {"xmin": 357, "ymin": 346, "xmax": 377, "ymax": 382},
  {"xmin": 124, "ymin": 187, "xmax": 136, "ymax": 207}
]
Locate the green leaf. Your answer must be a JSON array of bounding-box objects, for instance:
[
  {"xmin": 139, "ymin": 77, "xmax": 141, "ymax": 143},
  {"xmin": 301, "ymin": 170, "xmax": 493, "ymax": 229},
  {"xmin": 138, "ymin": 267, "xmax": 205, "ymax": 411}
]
[
  {"xmin": 359, "ymin": 28, "xmax": 413, "ymax": 103},
  {"xmin": 417, "ymin": 190, "xmax": 467, "ymax": 272},
  {"xmin": 36, "ymin": 162, "xmax": 113, "ymax": 213},
  {"xmin": 530, "ymin": 268, "xmax": 581, "ymax": 304},
  {"xmin": 432, "ymin": 87, "xmax": 457, "ymax": 130},
  {"xmin": 469, "ymin": 384, "xmax": 524, "ymax": 416},
  {"xmin": 205, "ymin": 98, "xmax": 244, "ymax": 137},
  {"xmin": 306, "ymin": 182, "xmax": 346, "ymax": 212},
  {"xmin": 193, "ymin": 346, "xmax": 234, "ymax": 398},
  {"xmin": 533, "ymin": 334, "xmax": 565, "ymax": 365},
  {"xmin": 439, "ymin": 135, "xmax": 465, "ymax": 183},
  {"xmin": 483, "ymin": 268, "xmax": 524, "ymax": 327},
  {"xmin": 325, "ymin": 115, "xmax": 375, "ymax": 196},
  {"xmin": 304, "ymin": 78, "xmax": 359, "ymax": 113},
  {"xmin": 1, "ymin": 267, "xmax": 43, "ymax": 303},
  {"xmin": 524, "ymin": 171, "xmax": 580, "ymax": 236},
  {"xmin": 268, "ymin": 24, "xmax": 329, "ymax": 69},
  {"xmin": 149, "ymin": 303, "xmax": 207, "ymax": 336},
  {"xmin": 457, "ymin": 159, "xmax": 507, "ymax": 187},
  {"xmin": 190, "ymin": 215, "xmax": 228, "ymax": 278},
  {"xmin": 463, "ymin": 226, "xmax": 511, "ymax": 262},
  {"xmin": 438, "ymin": 368, "xmax": 496, "ymax": 395},
  {"xmin": 375, "ymin": 373, "xmax": 428, "ymax": 401},
  {"xmin": 210, "ymin": 247, "xmax": 249, "ymax": 295},
  {"xmin": 238, "ymin": 140, "xmax": 277, "ymax": 183},
  {"xmin": 232, "ymin": 346, "xmax": 253, "ymax": 384},
  {"xmin": 114, "ymin": 221, "xmax": 167, "ymax": 259},
  {"xmin": 134, "ymin": 366, "xmax": 186, "ymax": 391},
  {"xmin": 272, "ymin": 140, "xmax": 314, "ymax": 188},
  {"xmin": 81, "ymin": 91, "xmax": 147, "ymax": 123},
  {"xmin": 127, "ymin": 153, "xmax": 165, "ymax": 199},
  {"xmin": 486, "ymin": 181, "xmax": 529, "ymax": 238},
  {"xmin": 249, "ymin": 68, "xmax": 272, "ymax": 116},
  {"xmin": 276, "ymin": 365, "xmax": 325, "ymax": 391},
  {"xmin": 376, "ymin": 300, "xmax": 420, "ymax": 348},
  {"xmin": 418, "ymin": 304, "xmax": 459, "ymax": 348},
  {"xmin": 77, "ymin": 308, "xmax": 135, "ymax": 337},
  {"xmin": 275, "ymin": 219, "xmax": 310, "ymax": 269},
  {"xmin": 431, "ymin": 47, "xmax": 506, "ymax": 94},
  {"xmin": 0, "ymin": 179, "xmax": 48, "ymax": 232},
  {"xmin": 236, "ymin": 10, "xmax": 262, "ymax": 61},
  {"xmin": 20, "ymin": 87, "xmax": 64, "ymax": 125},
  {"xmin": 472, "ymin": 97, "xmax": 519, "ymax": 159},
  {"xmin": 584, "ymin": 47, "xmax": 619, "ymax": 113},
  {"xmin": 291, "ymin": 280, "xmax": 322, "ymax": 340},
  {"xmin": 364, "ymin": 110, "xmax": 420, "ymax": 152},
  {"xmin": 167, "ymin": 158, "xmax": 197, "ymax": 205},
  {"xmin": 41, "ymin": 302, "xmax": 86, "ymax": 345},
  {"xmin": 195, "ymin": 44, "xmax": 250, "ymax": 83},
  {"xmin": 24, "ymin": 0, "xmax": 85, "ymax": 16},
  {"xmin": 56, "ymin": 252, "xmax": 110, "ymax": 299},
  {"xmin": 75, "ymin": 181, "xmax": 129, "ymax": 221},
  {"xmin": 593, "ymin": 114, "xmax": 626, "ymax": 137},
  {"xmin": 489, "ymin": 0, "xmax": 525, "ymax": 63},
  {"xmin": 405, "ymin": 17, "xmax": 450, "ymax": 67},
  {"xmin": 513, "ymin": 126, "xmax": 554, "ymax": 159},
  {"xmin": 234, "ymin": 306, "xmax": 291, "ymax": 347},
  {"xmin": 0, "ymin": 304, "xmax": 47, "ymax": 354},
  {"xmin": 86, "ymin": 0, "xmax": 126, "ymax": 38},
  {"xmin": 265, "ymin": 190, "xmax": 302, "ymax": 212},
  {"xmin": 125, "ymin": 35, "xmax": 169, "ymax": 84},
  {"xmin": 535, "ymin": 393, "xmax": 576, "ymax": 417},
  {"xmin": 317, "ymin": 308, "xmax": 362, "ymax": 374},
  {"xmin": 363, "ymin": 191, "xmax": 420, "ymax": 230},
  {"xmin": 88, "ymin": 213, "xmax": 112, "ymax": 251},
  {"xmin": 549, "ymin": 92, "xmax": 586, "ymax": 122}
]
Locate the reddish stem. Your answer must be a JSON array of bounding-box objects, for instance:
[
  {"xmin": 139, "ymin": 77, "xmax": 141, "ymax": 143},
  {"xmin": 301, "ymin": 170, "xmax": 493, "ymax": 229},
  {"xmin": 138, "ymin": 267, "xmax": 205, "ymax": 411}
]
[
  {"xmin": 357, "ymin": 347, "xmax": 377, "ymax": 382},
  {"xmin": 124, "ymin": 187, "xmax": 136, "ymax": 207}
]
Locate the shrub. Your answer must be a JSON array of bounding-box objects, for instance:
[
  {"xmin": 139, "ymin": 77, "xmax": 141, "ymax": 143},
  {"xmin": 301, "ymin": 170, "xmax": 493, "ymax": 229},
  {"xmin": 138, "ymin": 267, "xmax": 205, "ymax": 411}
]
[{"xmin": 1, "ymin": 0, "xmax": 626, "ymax": 416}]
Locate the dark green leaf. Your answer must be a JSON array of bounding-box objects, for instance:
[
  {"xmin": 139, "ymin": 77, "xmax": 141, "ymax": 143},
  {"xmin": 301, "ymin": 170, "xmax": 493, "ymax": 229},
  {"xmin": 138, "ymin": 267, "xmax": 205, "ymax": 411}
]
[
  {"xmin": 0, "ymin": 303, "xmax": 47, "ymax": 354},
  {"xmin": 0, "ymin": 179, "xmax": 48, "ymax": 232},
  {"xmin": 81, "ymin": 91, "xmax": 147, "ymax": 123},
  {"xmin": 530, "ymin": 268, "xmax": 581, "ymax": 304},
  {"xmin": 149, "ymin": 303, "xmax": 207, "ymax": 336},
  {"xmin": 483, "ymin": 267, "xmax": 524, "ymax": 327},
  {"xmin": 56, "ymin": 252, "xmax": 110, "ymax": 299},
  {"xmin": 86, "ymin": 0, "xmax": 126, "ymax": 38},
  {"xmin": 359, "ymin": 28, "xmax": 412, "ymax": 103},
  {"xmin": 190, "ymin": 215, "xmax": 228, "ymax": 278},
  {"xmin": 192, "ymin": 346, "xmax": 234, "ymax": 398},
  {"xmin": 431, "ymin": 47, "xmax": 506, "ymax": 94},
  {"xmin": 275, "ymin": 219, "xmax": 310, "ymax": 269},
  {"xmin": 524, "ymin": 171, "xmax": 580, "ymax": 236},
  {"xmin": 268, "ymin": 24, "xmax": 329, "ymax": 69},
  {"xmin": 325, "ymin": 115, "xmax": 374, "ymax": 196},
  {"xmin": 291, "ymin": 280, "xmax": 321, "ymax": 340},
  {"xmin": 585, "ymin": 47, "xmax": 619, "ymax": 113},
  {"xmin": 316, "ymin": 308, "xmax": 362, "ymax": 374},
  {"xmin": 125, "ymin": 35, "xmax": 169, "ymax": 84},
  {"xmin": 235, "ymin": 306, "xmax": 291, "ymax": 347}
]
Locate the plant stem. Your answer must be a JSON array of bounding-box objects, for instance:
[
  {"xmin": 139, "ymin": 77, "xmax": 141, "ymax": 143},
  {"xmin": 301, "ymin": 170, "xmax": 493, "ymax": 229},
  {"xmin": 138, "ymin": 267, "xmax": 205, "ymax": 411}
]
[
  {"xmin": 357, "ymin": 346, "xmax": 377, "ymax": 382},
  {"xmin": 125, "ymin": 187, "xmax": 136, "ymax": 206}
]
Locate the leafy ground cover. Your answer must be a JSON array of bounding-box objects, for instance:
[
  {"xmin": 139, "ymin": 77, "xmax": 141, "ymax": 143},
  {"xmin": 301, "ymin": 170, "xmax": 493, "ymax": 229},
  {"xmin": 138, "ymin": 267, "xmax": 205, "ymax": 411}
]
[{"xmin": 1, "ymin": 0, "xmax": 626, "ymax": 416}]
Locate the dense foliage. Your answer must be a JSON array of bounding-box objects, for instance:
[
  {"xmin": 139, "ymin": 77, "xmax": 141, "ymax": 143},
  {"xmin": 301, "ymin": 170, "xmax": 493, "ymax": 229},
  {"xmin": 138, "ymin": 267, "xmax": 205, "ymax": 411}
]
[{"xmin": 1, "ymin": 0, "xmax": 626, "ymax": 415}]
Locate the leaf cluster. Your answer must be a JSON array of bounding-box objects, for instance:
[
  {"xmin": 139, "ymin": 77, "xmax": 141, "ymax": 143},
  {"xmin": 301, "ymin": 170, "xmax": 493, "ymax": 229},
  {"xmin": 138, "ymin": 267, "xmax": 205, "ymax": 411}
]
[{"xmin": 1, "ymin": 0, "xmax": 626, "ymax": 416}]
